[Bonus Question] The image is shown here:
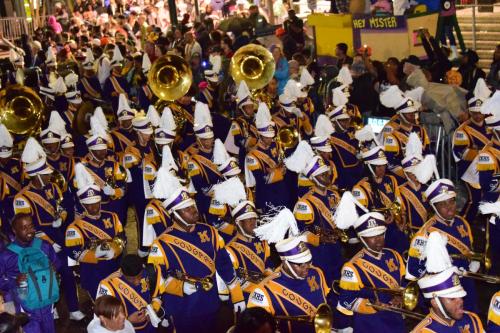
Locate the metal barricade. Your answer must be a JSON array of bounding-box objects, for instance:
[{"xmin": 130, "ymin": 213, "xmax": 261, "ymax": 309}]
[{"xmin": 0, "ymin": 17, "xmax": 34, "ymax": 41}]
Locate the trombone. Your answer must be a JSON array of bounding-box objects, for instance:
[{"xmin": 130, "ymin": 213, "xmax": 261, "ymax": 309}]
[
  {"xmin": 305, "ymin": 225, "xmax": 349, "ymax": 243},
  {"xmin": 236, "ymin": 267, "xmax": 265, "ymax": 284},
  {"xmin": 450, "ymin": 251, "xmax": 492, "ymax": 272},
  {"xmin": 332, "ymin": 280, "xmax": 425, "ymax": 320},
  {"xmin": 274, "ymin": 303, "xmax": 332, "ymax": 333}
]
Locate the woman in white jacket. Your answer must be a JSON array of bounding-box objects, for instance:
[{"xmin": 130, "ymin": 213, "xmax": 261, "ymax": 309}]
[{"xmin": 87, "ymin": 295, "xmax": 135, "ymax": 333}]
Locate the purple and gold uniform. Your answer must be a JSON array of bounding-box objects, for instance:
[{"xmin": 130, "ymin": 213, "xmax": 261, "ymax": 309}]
[
  {"xmin": 411, "ymin": 309, "xmax": 484, "ymax": 333},
  {"xmin": 477, "ymin": 138, "xmax": 500, "ymax": 203},
  {"xmin": 487, "ymin": 291, "xmax": 500, "ymax": 332},
  {"xmin": 337, "ymin": 248, "xmax": 407, "ymax": 333}
]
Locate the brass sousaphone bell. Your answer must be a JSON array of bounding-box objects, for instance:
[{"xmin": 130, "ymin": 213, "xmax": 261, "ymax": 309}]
[
  {"xmin": 0, "ymin": 85, "xmax": 45, "ymax": 136},
  {"xmin": 149, "ymin": 54, "xmax": 193, "ymax": 132},
  {"xmin": 230, "ymin": 44, "xmax": 276, "ymax": 91}
]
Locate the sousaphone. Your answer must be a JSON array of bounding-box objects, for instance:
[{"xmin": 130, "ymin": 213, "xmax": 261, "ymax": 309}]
[{"xmin": 0, "ymin": 84, "xmax": 44, "ymax": 136}]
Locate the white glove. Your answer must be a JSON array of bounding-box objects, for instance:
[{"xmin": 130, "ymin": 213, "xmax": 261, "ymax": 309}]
[
  {"xmin": 94, "ymin": 245, "xmax": 107, "ymax": 258},
  {"xmin": 233, "ymin": 300, "xmax": 246, "ymax": 313},
  {"xmin": 52, "ymin": 218, "xmax": 62, "ymax": 228},
  {"xmin": 161, "ymin": 318, "xmax": 170, "ymax": 328},
  {"xmin": 183, "ymin": 282, "xmax": 197, "ymax": 295},
  {"xmin": 292, "ymin": 107, "xmax": 303, "ymax": 118},
  {"xmin": 145, "ymin": 304, "xmax": 162, "ymax": 328},
  {"xmin": 103, "ymin": 184, "xmax": 116, "ymax": 196},
  {"xmin": 102, "ymin": 247, "xmax": 115, "ymax": 260},
  {"xmin": 469, "ymin": 260, "xmax": 480, "ymax": 273},
  {"xmin": 52, "ymin": 243, "xmax": 62, "ymax": 253}
]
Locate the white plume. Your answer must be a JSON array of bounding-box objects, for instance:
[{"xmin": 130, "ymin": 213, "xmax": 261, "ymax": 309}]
[
  {"xmin": 147, "ymin": 105, "xmax": 161, "ymax": 127},
  {"xmin": 50, "ymin": 77, "xmax": 67, "ymax": 94},
  {"xmin": 74, "ymin": 163, "xmax": 95, "ymax": 190},
  {"xmin": 355, "ymin": 124, "xmax": 377, "ymax": 144},
  {"xmin": 213, "ymin": 139, "xmax": 231, "ymax": 165},
  {"xmin": 300, "ymin": 68, "xmax": 315, "ymax": 87},
  {"xmin": 314, "ymin": 114, "xmax": 335, "ymax": 137},
  {"xmin": 425, "ymin": 231, "xmax": 452, "ymax": 273},
  {"xmin": 213, "ymin": 177, "xmax": 247, "ymax": 207},
  {"xmin": 284, "ymin": 140, "xmax": 315, "ymax": 173},
  {"xmin": 194, "ymin": 102, "xmax": 213, "ymax": 127},
  {"xmin": 404, "ymin": 87, "xmax": 424, "ymax": 104},
  {"xmin": 160, "ymin": 107, "xmax": 177, "ymax": 132},
  {"xmin": 380, "ymin": 85, "xmax": 405, "ymax": 109},
  {"xmin": 48, "ymin": 111, "xmax": 67, "ymax": 134},
  {"xmin": 0, "ymin": 124, "xmax": 13, "ymax": 147},
  {"xmin": 254, "ymin": 208, "xmax": 299, "ymax": 243},
  {"xmin": 337, "ymin": 66, "xmax": 353, "ymax": 85},
  {"xmin": 161, "ymin": 145, "xmax": 178, "ymax": 171},
  {"xmin": 334, "ymin": 191, "xmax": 360, "ymax": 230},
  {"xmin": 64, "ymin": 73, "xmax": 79, "ymax": 88},
  {"xmin": 332, "ymin": 86, "xmax": 348, "ymax": 106},
  {"xmin": 479, "ymin": 201, "xmax": 500, "ymax": 217},
  {"xmin": 473, "ymin": 78, "xmax": 491, "ymax": 101},
  {"xmin": 142, "ymin": 53, "xmax": 151, "ymax": 73},
  {"xmin": 414, "ymin": 154, "xmax": 439, "ymax": 184},
  {"xmin": 255, "ymin": 102, "xmax": 272, "ymax": 129},
  {"xmin": 153, "ymin": 167, "xmax": 182, "ymax": 200},
  {"xmin": 480, "ymin": 90, "xmax": 500, "ymax": 116},
  {"xmin": 405, "ymin": 132, "xmax": 423, "ymax": 159},
  {"xmin": 89, "ymin": 114, "xmax": 108, "ymax": 137},
  {"xmin": 21, "ymin": 137, "xmax": 46, "ymax": 163},
  {"xmin": 93, "ymin": 107, "xmax": 109, "ymax": 130}
]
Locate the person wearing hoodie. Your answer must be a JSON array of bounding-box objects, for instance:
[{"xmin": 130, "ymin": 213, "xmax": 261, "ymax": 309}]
[{"xmin": 87, "ymin": 295, "xmax": 135, "ymax": 333}]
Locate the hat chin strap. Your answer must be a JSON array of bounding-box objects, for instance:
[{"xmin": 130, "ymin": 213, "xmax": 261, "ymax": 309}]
[
  {"xmin": 335, "ymin": 119, "xmax": 347, "ymax": 132},
  {"xmin": 431, "ymin": 202, "xmax": 452, "ymax": 222},
  {"xmin": 284, "ymin": 260, "xmax": 304, "ymax": 280},
  {"xmin": 36, "ymin": 174, "xmax": 46, "ymax": 188},
  {"xmin": 493, "ymin": 130, "xmax": 500, "ymax": 142},
  {"xmin": 367, "ymin": 164, "xmax": 377, "ymax": 178},
  {"xmin": 435, "ymin": 296, "xmax": 452, "ymax": 320},
  {"xmin": 236, "ymin": 221, "xmax": 254, "ymax": 239},
  {"xmin": 359, "ymin": 236, "xmax": 383, "ymax": 258},
  {"xmin": 173, "ymin": 210, "xmax": 191, "ymax": 229}
]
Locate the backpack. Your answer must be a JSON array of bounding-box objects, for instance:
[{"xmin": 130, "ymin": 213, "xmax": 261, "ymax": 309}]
[{"xmin": 7, "ymin": 238, "xmax": 60, "ymax": 310}]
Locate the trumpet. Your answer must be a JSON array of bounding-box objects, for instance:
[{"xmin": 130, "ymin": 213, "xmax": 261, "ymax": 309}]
[
  {"xmin": 306, "ymin": 225, "xmax": 348, "ymax": 243},
  {"xmin": 236, "ymin": 267, "xmax": 265, "ymax": 284},
  {"xmin": 450, "ymin": 251, "xmax": 492, "ymax": 271},
  {"xmin": 374, "ymin": 202, "xmax": 402, "ymax": 223},
  {"xmin": 332, "ymin": 280, "xmax": 424, "ymax": 320},
  {"xmin": 458, "ymin": 269, "xmax": 500, "ymax": 284},
  {"xmin": 167, "ymin": 270, "xmax": 214, "ymax": 292},
  {"xmin": 51, "ymin": 170, "xmax": 67, "ymax": 192},
  {"xmin": 274, "ymin": 303, "xmax": 332, "ymax": 333}
]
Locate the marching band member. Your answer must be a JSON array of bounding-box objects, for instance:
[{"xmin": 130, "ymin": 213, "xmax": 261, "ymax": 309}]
[
  {"xmin": 78, "ymin": 48, "xmax": 103, "ymax": 101},
  {"xmin": 274, "ymin": 80, "xmax": 313, "ymax": 140},
  {"xmin": 227, "ymin": 80, "xmax": 259, "ymax": 167},
  {"xmin": 0, "ymin": 124, "xmax": 23, "ymax": 233},
  {"xmin": 97, "ymin": 254, "xmax": 164, "ymax": 332},
  {"xmin": 248, "ymin": 209, "xmax": 331, "ymax": 333},
  {"xmin": 288, "ymin": 141, "xmax": 343, "ymax": 285},
  {"xmin": 104, "ymin": 45, "xmax": 129, "ymax": 111},
  {"xmin": 411, "ymin": 232, "xmax": 484, "ymax": 333},
  {"xmin": 328, "ymin": 98, "xmax": 363, "ymax": 191},
  {"xmin": 96, "ymin": 44, "xmax": 112, "ymax": 89},
  {"xmin": 310, "ymin": 114, "xmax": 339, "ymax": 189},
  {"xmin": 406, "ymin": 178, "xmax": 479, "ymax": 312},
  {"xmin": 147, "ymin": 168, "xmax": 245, "ymax": 333},
  {"xmin": 335, "ymin": 193, "xmax": 406, "ymax": 333},
  {"xmin": 297, "ymin": 68, "xmax": 316, "ymax": 119},
  {"xmin": 186, "ymin": 101, "xmax": 224, "ymax": 220},
  {"xmin": 477, "ymin": 91, "xmax": 500, "ymax": 203},
  {"xmin": 41, "ymin": 46, "xmax": 57, "ymax": 88},
  {"xmin": 135, "ymin": 53, "xmax": 155, "ymax": 111},
  {"xmin": 77, "ymin": 114, "xmax": 128, "ymax": 222},
  {"xmin": 173, "ymin": 85, "xmax": 198, "ymax": 150},
  {"xmin": 398, "ymin": 133, "xmax": 431, "ymax": 235},
  {"xmin": 40, "ymin": 111, "xmax": 75, "ymax": 184},
  {"xmin": 15, "ymin": 137, "xmax": 84, "ymax": 321},
  {"xmin": 66, "ymin": 163, "xmax": 125, "ymax": 299},
  {"xmin": 380, "ymin": 86, "xmax": 430, "ymax": 181},
  {"xmin": 352, "ymin": 146, "xmax": 408, "ymax": 253},
  {"xmin": 488, "ymin": 290, "xmax": 500, "ymax": 331},
  {"xmin": 452, "ymin": 78, "xmax": 492, "ymax": 222},
  {"xmin": 207, "ymin": 139, "xmax": 243, "ymax": 242},
  {"xmin": 123, "ymin": 110, "xmax": 156, "ymax": 257},
  {"xmin": 212, "ymin": 177, "xmax": 271, "ymax": 301},
  {"xmin": 198, "ymin": 69, "xmax": 220, "ymax": 112},
  {"xmin": 245, "ymin": 102, "xmax": 292, "ymax": 212},
  {"xmin": 110, "ymin": 94, "xmax": 136, "ymax": 157},
  {"xmin": 63, "ymin": 72, "xmax": 83, "ymax": 130},
  {"xmin": 60, "ymin": 130, "xmax": 76, "ymax": 159},
  {"xmin": 335, "ymin": 66, "xmax": 362, "ymax": 124},
  {"xmin": 141, "ymin": 145, "xmax": 179, "ymax": 249}
]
